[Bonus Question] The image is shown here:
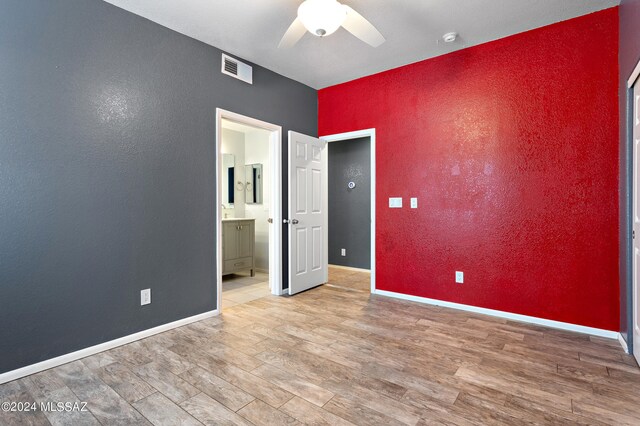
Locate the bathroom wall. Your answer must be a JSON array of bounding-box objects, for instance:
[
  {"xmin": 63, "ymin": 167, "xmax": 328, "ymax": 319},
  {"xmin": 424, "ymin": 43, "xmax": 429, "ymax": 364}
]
[
  {"xmin": 221, "ymin": 128, "xmax": 246, "ymax": 218},
  {"xmin": 245, "ymin": 129, "xmax": 271, "ymax": 271}
]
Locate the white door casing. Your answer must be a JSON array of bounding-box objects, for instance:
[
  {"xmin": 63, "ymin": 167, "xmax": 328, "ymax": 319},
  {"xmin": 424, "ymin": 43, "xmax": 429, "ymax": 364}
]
[
  {"xmin": 634, "ymin": 83, "xmax": 640, "ymax": 364},
  {"xmin": 216, "ymin": 108, "xmax": 283, "ymax": 314},
  {"xmin": 288, "ymin": 131, "xmax": 328, "ymax": 295},
  {"xmin": 321, "ymin": 129, "xmax": 376, "ymax": 293}
]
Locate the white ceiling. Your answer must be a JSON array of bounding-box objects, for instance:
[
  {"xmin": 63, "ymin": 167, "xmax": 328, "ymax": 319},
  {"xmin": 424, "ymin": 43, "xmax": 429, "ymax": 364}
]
[{"xmin": 104, "ymin": 0, "xmax": 618, "ymax": 89}]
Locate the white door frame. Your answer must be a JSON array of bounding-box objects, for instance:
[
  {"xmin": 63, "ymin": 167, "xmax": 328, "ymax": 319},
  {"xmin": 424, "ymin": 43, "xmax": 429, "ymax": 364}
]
[
  {"xmin": 629, "ymin": 59, "xmax": 640, "ymax": 359},
  {"xmin": 320, "ymin": 129, "xmax": 376, "ymax": 293},
  {"xmin": 216, "ymin": 109, "xmax": 284, "ymax": 313}
]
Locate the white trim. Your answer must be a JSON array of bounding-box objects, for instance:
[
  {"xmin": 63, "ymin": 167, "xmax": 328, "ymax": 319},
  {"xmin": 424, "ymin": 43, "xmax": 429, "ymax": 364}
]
[
  {"xmin": 216, "ymin": 109, "xmax": 284, "ymax": 313},
  {"xmin": 0, "ymin": 310, "xmax": 218, "ymax": 385},
  {"xmin": 320, "ymin": 129, "xmax": 376, "ymax": 294},
  {"xmin": 628, "ymin": 57, "xmax": 640, "ymax": 88},
  {"xmin": 619, "ymin": 333, "xmax": 630, "ymax": 354},
  {"xmin": 373, "ymin": 289, "xmax": 619, "ymax": 339},
  {"xmin": 328, "ymin": 264, "xmax": 371, "ymax": 273}
]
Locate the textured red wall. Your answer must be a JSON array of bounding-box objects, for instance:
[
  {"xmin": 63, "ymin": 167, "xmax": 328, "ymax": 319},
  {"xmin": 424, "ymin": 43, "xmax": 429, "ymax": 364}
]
[{"xmin": 319, "ymin": 8, "xmax": 620, "ymax": 330}]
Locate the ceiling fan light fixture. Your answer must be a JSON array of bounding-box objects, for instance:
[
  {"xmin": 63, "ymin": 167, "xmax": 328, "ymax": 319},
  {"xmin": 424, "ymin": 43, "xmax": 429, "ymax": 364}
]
[{"xmin": 297, "ymin": 0, "xmax": 347, "ymax": 37}]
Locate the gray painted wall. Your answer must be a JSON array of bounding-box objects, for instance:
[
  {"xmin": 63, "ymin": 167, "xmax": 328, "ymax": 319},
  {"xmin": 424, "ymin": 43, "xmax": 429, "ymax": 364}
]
[
  {"xmin": 619, "ymin": 0, "xmax": 640, "ymax": 349},
  {"xmin": 328, "ymin": 137, "xmax": 371, "ymax": 269},
  {"xmin": 0, "ymin": 0, "xmax": 316, "ymax": 374}
]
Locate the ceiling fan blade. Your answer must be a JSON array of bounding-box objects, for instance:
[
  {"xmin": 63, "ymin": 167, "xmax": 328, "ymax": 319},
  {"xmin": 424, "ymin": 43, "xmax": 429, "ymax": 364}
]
[
  {"xmin": 278, "ymin": 17, "xmax": 306, "ymax": 49},
  {"xmin": 341, "ymin": 5, "xmax": 385, "ymax": 47}
]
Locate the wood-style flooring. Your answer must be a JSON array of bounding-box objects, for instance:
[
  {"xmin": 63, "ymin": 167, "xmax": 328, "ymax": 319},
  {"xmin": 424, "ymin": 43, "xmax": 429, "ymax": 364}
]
[{"xmin": 1, "ymin": 267, "xmax": 639, "ymax": 425}]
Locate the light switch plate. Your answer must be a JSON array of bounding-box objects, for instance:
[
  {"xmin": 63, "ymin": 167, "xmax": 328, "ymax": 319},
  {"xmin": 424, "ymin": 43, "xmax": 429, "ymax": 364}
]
[
  {"xmin": 141, "ymin": 289, "xmax": 151, "ymax": 306},
  {"xmin": 411, "ymin": 197, "xmax": 418, "ymax": 208},
  {"xmin": 455, "ymin": 271, "xmax": 464, "ymax": 284},
  {"xmin": 389, "ymin": 197, "xmax": 402, "ymax": 208}
]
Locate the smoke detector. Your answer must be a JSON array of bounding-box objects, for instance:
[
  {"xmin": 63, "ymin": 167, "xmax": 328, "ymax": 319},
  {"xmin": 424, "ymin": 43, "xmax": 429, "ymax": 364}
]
[{"xmin": 442, "ymin": 32, "xmax": 458, "ymax": 43}]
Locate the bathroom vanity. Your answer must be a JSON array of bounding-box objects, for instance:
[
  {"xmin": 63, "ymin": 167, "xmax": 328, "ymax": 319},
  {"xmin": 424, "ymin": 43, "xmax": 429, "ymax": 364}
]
[{"xmin": 222, "ymin": 218, "xmax": 255, "ymax": 277}]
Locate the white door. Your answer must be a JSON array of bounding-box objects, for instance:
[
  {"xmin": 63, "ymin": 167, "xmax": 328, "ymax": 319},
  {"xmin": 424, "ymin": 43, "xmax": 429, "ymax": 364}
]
[
  {"xmin": 288, "ymin": 131, "xmax": 328, "ymax": 295},
  {"xmin": 633, "ymin": 81, "xmax": 640, "ymax": 364}
]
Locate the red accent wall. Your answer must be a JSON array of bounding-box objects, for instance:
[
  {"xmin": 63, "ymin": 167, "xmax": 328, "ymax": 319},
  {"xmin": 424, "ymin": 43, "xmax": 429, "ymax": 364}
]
[{"xmin": 319, "ymin": 8, "xmax": 620, "ymax": 330}]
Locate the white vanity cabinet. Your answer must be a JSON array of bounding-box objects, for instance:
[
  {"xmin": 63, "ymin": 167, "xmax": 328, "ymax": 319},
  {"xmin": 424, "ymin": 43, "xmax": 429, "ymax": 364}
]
[{"xmin": 222, "ymin": 219, "xmax": 255, "ymax": 276}]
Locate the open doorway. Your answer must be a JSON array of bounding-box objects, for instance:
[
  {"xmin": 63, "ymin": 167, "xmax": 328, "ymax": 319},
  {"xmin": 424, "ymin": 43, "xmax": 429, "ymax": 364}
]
[
  {"xmin": 322, "ymin": 129, "xmax": 376, "ymax": 292},
  {"xmin": 216, "ymin": 109, "xmax": 283, "ymax": 312}
]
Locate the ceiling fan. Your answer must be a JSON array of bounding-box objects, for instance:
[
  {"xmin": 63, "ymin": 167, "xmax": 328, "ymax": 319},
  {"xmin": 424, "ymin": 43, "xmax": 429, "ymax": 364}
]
[{"xmin": 278, "ymin": 0, "xmax": 385, "ymax": 48}]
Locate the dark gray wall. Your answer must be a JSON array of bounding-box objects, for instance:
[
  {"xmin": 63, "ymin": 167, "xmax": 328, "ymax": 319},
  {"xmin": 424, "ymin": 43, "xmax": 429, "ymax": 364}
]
[
  {"xmin": 328, "ymin": 137, "xmax": 371, "ymax": 269},
  {"xmin": 619, "ymin": 0, "xmax": 640, "ymax": 348},
  {"xmin": 0, "ymin": 0, "xmax": 316, "ymax": 374}
]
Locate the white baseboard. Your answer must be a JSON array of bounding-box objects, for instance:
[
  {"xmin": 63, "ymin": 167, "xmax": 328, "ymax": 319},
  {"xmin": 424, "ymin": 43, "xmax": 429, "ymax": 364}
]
[
  {"xmin": 0, "ymin": 309, "xmax": 219, "ymax": 385},
  {"xmin": 328, "ymin": 264, "xmax": 371, "ymax": 273},
  {"xmin": 619, "ymin": 333, "xmax": 630, "ymax": 354},
  {"xmin": 373, "ymin": 289, "xmax": 618, "ymax": 340}
]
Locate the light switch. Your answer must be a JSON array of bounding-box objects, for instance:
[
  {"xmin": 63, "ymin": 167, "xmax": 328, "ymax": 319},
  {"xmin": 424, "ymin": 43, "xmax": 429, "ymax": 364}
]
[
  {"xmin": 141, "ymin": 289, "xmax": 151, "ymax": 305},
  {"xmin": 410, "ymin": 198, "xmax": 418, "ymax": 208},
  {"xmin": 389, "ymin": 197, "xmax": 402, "ymax": 208}
]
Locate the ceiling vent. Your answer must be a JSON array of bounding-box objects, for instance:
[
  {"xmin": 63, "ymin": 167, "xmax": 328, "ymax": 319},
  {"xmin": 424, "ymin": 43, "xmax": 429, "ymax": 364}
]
[{"xmin": 221, "ymin": 53, "xmax": 253, "ymax": 85}]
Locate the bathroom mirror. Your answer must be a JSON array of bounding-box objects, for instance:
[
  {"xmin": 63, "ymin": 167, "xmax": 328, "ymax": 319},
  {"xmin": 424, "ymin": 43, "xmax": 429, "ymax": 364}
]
[
  {"xmin": 245, "ymin": 163, "xmax": 263, "ymax": 204},
  {"xmin": 222, "ymin": 154, "xmax": 235, "ymax": 208}
]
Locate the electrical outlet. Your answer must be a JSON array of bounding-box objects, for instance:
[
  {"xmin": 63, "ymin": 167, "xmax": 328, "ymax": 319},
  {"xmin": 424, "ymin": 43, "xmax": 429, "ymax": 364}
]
[
  {"xmin": 341, "ymin": 248, "xmax": 346, "ymax": 256},
  {"xmin": 455, "ymin": 271, "xmax": 464, "ymax": 284},
  {"xmin": 141, "ymin": 289, "xmax": 151, "ymax": 306},
  {"xmin": 411, "ymin": 197, "xmax": 418, "ymax": 208}
]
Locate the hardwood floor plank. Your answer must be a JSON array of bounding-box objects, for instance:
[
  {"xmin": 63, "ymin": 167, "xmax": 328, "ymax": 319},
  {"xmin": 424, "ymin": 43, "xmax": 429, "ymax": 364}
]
[
  {"xmin": 504, "ymin": 396, "xmax": 608, "ymax": 425},
  {"xmin": 251, "ymin": 363, "xmax": 334, "ymax": 407},
  {"xmin": 54, "ymin": 362, "xmax": 150, "ymax": 425},
  {"xmin": 133, "ymin": 392, "xmax": 201, "ymax": 426},
  {"xmin": 180, "ymin": 366, "xmax": 255, "ymax": 411},
  {"xmin": 132, "ymin": 362, "xmax": 200, "ymax": 404},
  {"xmin": 572, "ymin": 399, "xmax": 640, "ymax": 426},
  {"xmin": 180, "ymin": 393, "xmax": 253, "ymax": 426},
  {"xmin": 279, "ymin": 396, "xmax": 355, "ymax": 426},
  {"xmin": 322, "ymin": 395, "xmax": 407, "ymax": 426},
  {"xmin": 0, "ymin": 380, "xmax": 53, "ymax": 426},
  {"xmin": 36, "ymin": 386, "xmax": 101, "ymax": 426},
  {"xmin": 454, "ymin": 366, "xmax": 573, "ymax": 411},
  {"xmin": 95, "ymin": 362, "xmax": 156, "ymax": 403},
  {"xmin": 321, "ymin": 377, "xmax": 422, "ymax": 425},
  {"xmin": 237, "ymin": 400, "xmax": 301, "ymax": 426}
]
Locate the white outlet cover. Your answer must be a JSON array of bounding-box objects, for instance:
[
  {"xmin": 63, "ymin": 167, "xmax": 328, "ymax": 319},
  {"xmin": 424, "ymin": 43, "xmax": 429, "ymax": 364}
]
[
  {"xmin": 455, "ymin": 271, "xmax": 464, "ymax": 284},
  {"xmin": 341, "ymin": 248, "xmax": 346, "ymax": 256},
  {"xmin": 410, "ymin": 197, "xmax": 418, "ymax": 208}
]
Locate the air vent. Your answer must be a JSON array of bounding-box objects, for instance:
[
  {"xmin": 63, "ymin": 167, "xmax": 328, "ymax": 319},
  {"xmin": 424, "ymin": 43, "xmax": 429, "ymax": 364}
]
[{"xmin": 221, "ymin": 53, "xmax": 253, "ymax": 85}]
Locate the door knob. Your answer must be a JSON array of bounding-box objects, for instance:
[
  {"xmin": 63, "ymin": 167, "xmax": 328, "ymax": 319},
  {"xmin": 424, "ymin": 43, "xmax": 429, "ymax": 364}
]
[
  {"xmin": 268, "ymin": 218, "xmax": 273, "ymax": 223},
  {"xmin": 291, "ymin": 219, "xmax": 299, "ymax": 224},
  {"xmin": 283, "ymin": 219, "xmax": 290, "ymax": 224}
]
